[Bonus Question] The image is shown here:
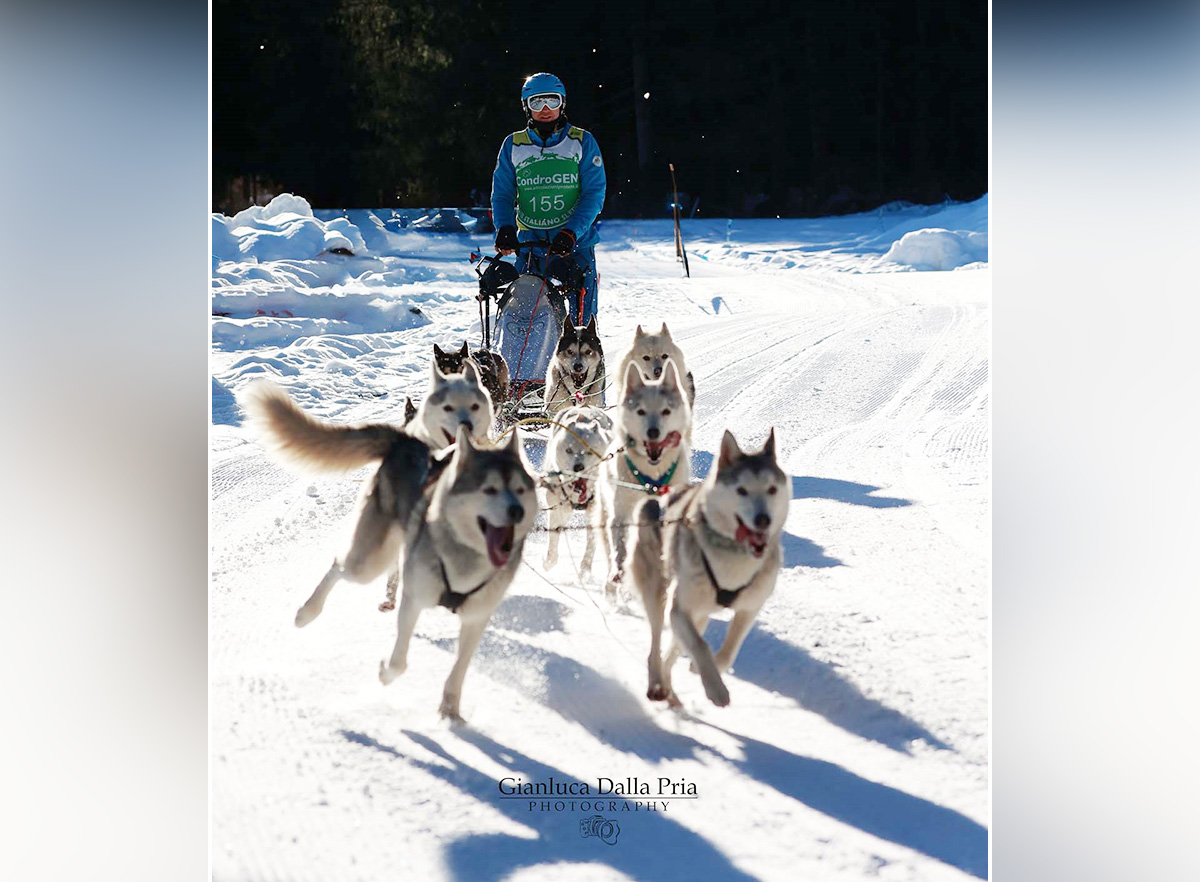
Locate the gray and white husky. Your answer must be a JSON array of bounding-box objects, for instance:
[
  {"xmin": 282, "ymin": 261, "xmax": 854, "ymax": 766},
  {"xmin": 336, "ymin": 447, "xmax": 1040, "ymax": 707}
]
[
  {"xmin": 377, "ymin": 424, "xmax": 536, "ymax": 722},
  {"xmin": 406, "ymin": 360, "xmax": 494, "ymax": 450},
  {"xmin": 378, "ymin": 359, "xmax": 494, "ymax": 612},
  {"xmin": 239, "ymin": 379, "xmax": 535, "ymax": 721},
  {"xmin": 545, "ymin": 315, "xmax": 606, "ymax": 414},
  {"xmin": 612, "ymin": 322, "xmax": 696, "ymax": 407},
  {"xmin": 595, "ymin": 358, "xmax": 693, "ymax": 599},
  {"xmin": 631, "ymin": 429, "xmax": 789, "ymax": 707},
  {"xmin": 238, "ymin": 379, "xmax": 432, "ymax": 629},
  {"xmin": 540, "ymin": 405, "xmax": 613, "ymax": 573}
]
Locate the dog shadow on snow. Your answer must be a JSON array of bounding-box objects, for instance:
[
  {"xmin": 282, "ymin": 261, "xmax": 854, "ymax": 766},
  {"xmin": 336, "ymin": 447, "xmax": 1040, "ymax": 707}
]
[
  {"xmin": 701, "ymin": 619, "xmax": 950, "ymax": 752},
  {"xmin": 400, "ymin": 633, "xmax": 985, "ymax": 879}
]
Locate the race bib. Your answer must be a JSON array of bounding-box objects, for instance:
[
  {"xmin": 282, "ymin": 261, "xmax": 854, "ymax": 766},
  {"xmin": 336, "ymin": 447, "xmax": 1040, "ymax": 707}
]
[{"xmin": 515, "ymin": 154, "xmax": 581, "ymax": 230}]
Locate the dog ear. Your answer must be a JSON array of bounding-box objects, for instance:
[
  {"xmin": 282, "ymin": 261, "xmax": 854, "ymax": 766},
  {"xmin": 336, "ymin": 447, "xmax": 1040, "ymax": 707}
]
[
  {"xmin": 660, "ymin": 322, "xmax": 671, "ymax": 338},
  {"xmin": 561, "ymin": 315, "xmax": 576, "ymax": 341},
  {"xmin": 623, "ymin": 360, "xmax": 645, "ymax": 395},
  {"xmin": 660, "ymin": 357, "xmax": 681, "ymax": 391},
  {"xmin": 430, "ymin": 360, "xmax": 448, "ymax": 386},
  {"xmin": 761, "ymin": 427, "xmax": 777, "ymax": 459},
  {"xmin": 461, "ymin": 359, "xmax": 481, "ymax": 387},
  {"xmin": 404, "ymin": 396, "xmax": 417, "ymax": 422},
  {"xmin": 718, "ymin": 430, "xmax": 743, "ymax": 469},
  {"xmin": 459, "ymin": 340, "xmax": 469, "ymax": 356},
  {"xmin": 585, "ymin": 314, "xmax": 597, "ymax": 335},
  {"xmin": 634, "ymin": 324, "xmax": 644, "ymax": 338},
  {"xmin": 433, "ymin": 343, "xmax": 445, "ymax": 359}
]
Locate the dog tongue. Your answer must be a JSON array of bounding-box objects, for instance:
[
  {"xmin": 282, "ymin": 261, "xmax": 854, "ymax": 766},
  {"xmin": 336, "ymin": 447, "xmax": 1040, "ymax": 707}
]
[
  {"xmin": 572, "ymin": 478, "xmax": 589, "ymax": 503},
  {"xmin": 484, "ymin": 523, "xmax": 515, "ymax": 567},
  {"xmin": 735, "ymin": 520, "xmax": 768, "ymax": 555},
  {"xmin": 645, "ymin": 430, "xmax": 682, "ymax": 459}
]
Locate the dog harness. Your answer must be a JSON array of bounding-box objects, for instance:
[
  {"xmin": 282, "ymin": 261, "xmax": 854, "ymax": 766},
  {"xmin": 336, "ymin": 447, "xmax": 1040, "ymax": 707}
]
[
  {"xmin": 624, "ymin": 453, "xmax": 680, "ymax": 496},
  {"xmin": 697, "ymin": 516, "xmax": 761, "ymax": 608},
  {"xmin": 436, "ymin": 558, "xmax": 494, "ymax": 614}
]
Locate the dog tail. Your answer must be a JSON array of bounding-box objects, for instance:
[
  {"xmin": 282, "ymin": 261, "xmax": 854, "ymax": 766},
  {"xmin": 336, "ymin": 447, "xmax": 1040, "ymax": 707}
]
[
  {"xmin": 631, "ymin": 496, "xmax": 666, "ymax": 604},
  {"xmin": 239, "ymin": 379, "xmax": 403, "ymax": 474}
]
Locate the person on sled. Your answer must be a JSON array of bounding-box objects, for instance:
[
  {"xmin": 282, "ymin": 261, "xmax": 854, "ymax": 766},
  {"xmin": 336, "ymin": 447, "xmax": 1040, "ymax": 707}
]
[{"xmin": 491, "ymin": 72, "xmax": 607, "ymax": 327}]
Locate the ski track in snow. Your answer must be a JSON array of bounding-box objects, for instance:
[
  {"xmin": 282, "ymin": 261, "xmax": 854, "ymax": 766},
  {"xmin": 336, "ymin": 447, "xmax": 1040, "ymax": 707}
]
[{"xmin": 212, "ymin": 218, "xmax": 989, "ymax": 881}]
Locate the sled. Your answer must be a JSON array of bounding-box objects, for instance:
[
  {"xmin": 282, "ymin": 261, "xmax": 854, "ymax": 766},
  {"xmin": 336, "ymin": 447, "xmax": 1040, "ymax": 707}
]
[{"xmin": 473, "ymin": 242, "xmax": 584, "ymax": 426}]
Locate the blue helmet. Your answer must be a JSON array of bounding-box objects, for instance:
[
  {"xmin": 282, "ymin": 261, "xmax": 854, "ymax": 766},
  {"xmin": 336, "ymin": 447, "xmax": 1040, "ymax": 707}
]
[{"xmin": 521, "ymin": 72, "xmax": 566, "ymax": 109}]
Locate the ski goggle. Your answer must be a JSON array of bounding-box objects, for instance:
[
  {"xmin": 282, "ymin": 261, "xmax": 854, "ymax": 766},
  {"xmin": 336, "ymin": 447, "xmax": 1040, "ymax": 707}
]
[{"xmin": 526, "ymin": 94, "xmax": 563, "ymax": 111}]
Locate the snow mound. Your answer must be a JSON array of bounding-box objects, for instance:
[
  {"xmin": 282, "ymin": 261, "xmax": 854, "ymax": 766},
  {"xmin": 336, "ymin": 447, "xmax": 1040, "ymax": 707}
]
[
  {"xmin": 883, "ymin": 228, "xmax": 988, "ymax": 271},
  {"xmin": 214, "ymin": 193, "xmax": 369, "ymax": 261}
]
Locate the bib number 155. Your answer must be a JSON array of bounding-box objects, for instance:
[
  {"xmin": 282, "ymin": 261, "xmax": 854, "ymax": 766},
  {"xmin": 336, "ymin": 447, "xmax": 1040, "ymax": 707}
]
[{"xmin": 528, "ymin": 194, "xmax": 566, "ymax": 212}]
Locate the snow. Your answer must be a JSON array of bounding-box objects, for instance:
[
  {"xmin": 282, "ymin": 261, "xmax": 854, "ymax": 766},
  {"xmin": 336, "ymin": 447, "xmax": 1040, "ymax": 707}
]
[{"xmin": 211, "ymin": 194, "xmax": 989, "ymax": 880}]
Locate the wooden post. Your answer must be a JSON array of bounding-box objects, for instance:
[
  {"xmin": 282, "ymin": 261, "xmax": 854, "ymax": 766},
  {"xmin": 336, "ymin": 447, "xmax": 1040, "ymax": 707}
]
[{"xmin": 669, "ymin": 163, "xmax": 690, "ymax": 278}]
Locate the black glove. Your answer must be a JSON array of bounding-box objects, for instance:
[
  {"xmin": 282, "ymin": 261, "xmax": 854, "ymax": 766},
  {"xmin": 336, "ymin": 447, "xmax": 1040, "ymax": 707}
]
[
  {"xmin": 550, "ymin": 228, "xmax": 576, "ymax": 256},
  {"xmin": 495, "ymin": 225, "xmax": 518, "ymax": 252}
]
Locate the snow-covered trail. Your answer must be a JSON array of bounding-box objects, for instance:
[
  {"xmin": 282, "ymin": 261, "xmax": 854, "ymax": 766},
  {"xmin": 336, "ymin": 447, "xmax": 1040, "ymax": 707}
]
[{"xmin": 212, "ymin": 224, "xmax": 989, "ymax": 881}]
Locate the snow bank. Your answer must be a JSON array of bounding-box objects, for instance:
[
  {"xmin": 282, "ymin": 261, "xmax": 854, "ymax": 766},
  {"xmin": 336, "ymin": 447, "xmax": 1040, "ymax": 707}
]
[
  {"xmin": 883, "ymin": 228, "xmax": 988, "ymax": 271},
  {"xmin": 877, "ymin": 195, "xmax": 988, "ymax": 270},
  {"xmin": 213, "ymin": 193, "xmax": 368, "ymax": 262}
]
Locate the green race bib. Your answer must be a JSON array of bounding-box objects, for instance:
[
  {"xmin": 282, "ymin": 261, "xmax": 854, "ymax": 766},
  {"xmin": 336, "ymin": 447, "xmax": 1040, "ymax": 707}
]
[{"xmin": 515, "ymin": 154, "xmax": 581, "ymax": 230}]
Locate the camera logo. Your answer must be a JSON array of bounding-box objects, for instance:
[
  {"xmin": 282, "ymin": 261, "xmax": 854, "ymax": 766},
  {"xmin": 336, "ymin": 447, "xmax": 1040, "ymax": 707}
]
[{"xmin": 579, "ymin": 815, "xmax": 621, "ymax": 845}]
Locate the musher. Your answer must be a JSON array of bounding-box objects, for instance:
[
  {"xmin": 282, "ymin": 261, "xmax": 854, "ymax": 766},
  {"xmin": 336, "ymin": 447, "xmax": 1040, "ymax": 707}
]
[{"xmin": 491, "ymin": 72, "xmax": 607, "ymax": 326}]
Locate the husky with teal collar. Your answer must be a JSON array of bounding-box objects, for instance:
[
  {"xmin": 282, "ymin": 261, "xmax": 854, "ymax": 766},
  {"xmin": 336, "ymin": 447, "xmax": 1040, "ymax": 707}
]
[
  {"xmin": 595, "ymin": 358, "xmax": 692, "ymax": 600},
  {"xmin": 630, "ymin": 429, "xmax": 789, "ymax": 708}
]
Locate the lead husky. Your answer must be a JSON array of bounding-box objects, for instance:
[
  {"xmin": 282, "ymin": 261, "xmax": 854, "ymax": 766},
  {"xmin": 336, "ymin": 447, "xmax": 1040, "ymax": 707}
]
[
  {"xmin": 239, "ymin": 380, "xmax": 535, "ymax": 721},
  {"xmin": 377, "ymin": 424, "xmax": 536, "ymax": 722},
  {"xmin": 545, "ymin": 315, "xmax": 606, "ymax": 414},
  {"xmin": 380, "ymin": 360, "xmax": 494, "ymax": 613},
  {"xmin": 596, "ymin": 358, "xmax": 692, "ymax": 599},
  {"xmin": 541, "ymin": 405, "xmax": 613, "ymax": 572},
  {"xmin": 612, "ymin": 323, "xmax": 696, "ymax": 407},
  {"xmin": 631, "ymin": 429, "xmax": 789, "ymax": 707}
]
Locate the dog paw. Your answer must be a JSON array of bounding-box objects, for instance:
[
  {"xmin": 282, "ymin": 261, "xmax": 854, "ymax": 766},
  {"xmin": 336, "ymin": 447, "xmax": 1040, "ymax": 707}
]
[
  {"xmin": 378, "ymin": 600, "xmax": 395, "ymax": 613},
  {"xmin": 542, "ymin": 553, "xmax": 557, "ymax": 570},
  {"xmin": 378, "ymin": 660, "xmax": 403, "ymax": 685},
  {"xmin": 666, "ymin": 690, "xmax": 683, "ymax": 709},
  {"xmin": 647, "ymin": 682, "xmax": 670, "ymax": 702},
  {"xmin": 294, "ymin": 604, "xmax": 321, "ymax": 628},
  {"xmin": 438, "ymin": 698, "xmax": 465, "ymax": 724},
  {"xmin": 704, "ymin": 679, "xmax": 730, "ymax": 708}
]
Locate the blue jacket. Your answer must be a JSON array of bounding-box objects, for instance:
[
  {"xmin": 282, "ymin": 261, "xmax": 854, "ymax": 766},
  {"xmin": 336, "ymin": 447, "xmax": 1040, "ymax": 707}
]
[{"xmin": 491, "ymin": 123, "xmax": 606, "ymax": 250}]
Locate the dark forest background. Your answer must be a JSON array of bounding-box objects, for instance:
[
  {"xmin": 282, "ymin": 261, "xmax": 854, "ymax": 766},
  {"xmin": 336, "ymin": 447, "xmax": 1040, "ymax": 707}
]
[{"xmin": 213, "ymin": 0, "xmax": 987, "ymax": 218}]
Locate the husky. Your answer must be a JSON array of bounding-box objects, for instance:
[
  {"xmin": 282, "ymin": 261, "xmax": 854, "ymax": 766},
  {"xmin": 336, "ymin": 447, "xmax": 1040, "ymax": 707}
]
[
  {"xmin": 631, "ymin": 429, "xmax": 789, "ymax": 707},
  {"xmin": 433, "ymin": 341, "xmax": 511, "ymax": 411},
  {"xmin": 406, "ymin": 360, "xmax": 494, "ymax": 450},
  {"xmin": 540, "ymin": 405, "xmax": 613, "ymax": 572},
  {"xmin": 239, "ymin": 379, "xmax": 535, "ymax": 722},
  {"xmin": 377, "ymin": 424, "xmax": 536, "ymax": 721},
  {"xmin": 613, "ymin": 323, "xmax": 696, "ymax": 407},
  {"xmin": 378, "ymin": 359, "xmax": 493, "ymax": 613},
  {"xmin": 595, "ymin": 358, "xmax": 692, "ymax": 599},
  {"xmin": 238, "ymin": 379, "xmax": 433, "ymax": 630},
  {"xmin": 544, "ymin": 315, "xmax": 606, "ymax": 414}
]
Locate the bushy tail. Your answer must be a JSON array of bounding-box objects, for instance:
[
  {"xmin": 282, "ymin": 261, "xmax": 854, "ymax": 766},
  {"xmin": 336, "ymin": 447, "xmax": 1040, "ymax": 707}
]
[
  {"xmin": 631, "ymin": 496, "xmax": 666, "ymax": 605},
  {"xmin": 239, "ymin": 379, "xmax": 402, "ymax": 474}
]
